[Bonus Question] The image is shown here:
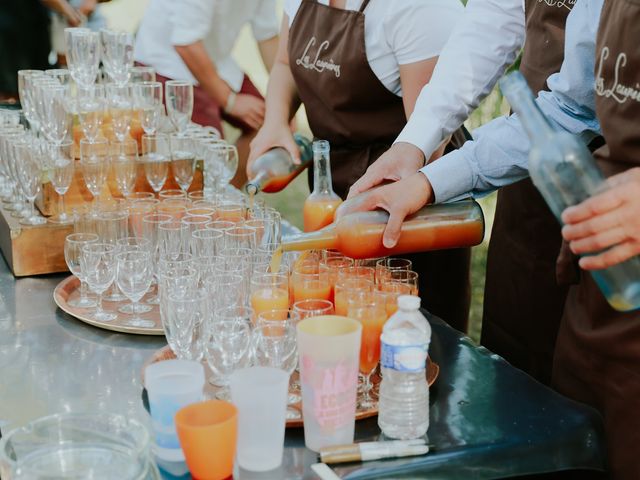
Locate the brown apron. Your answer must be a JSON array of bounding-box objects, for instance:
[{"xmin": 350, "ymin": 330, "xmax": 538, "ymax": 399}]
[
  {"xmin": 481, "ymin": 0, "xmax": 576, "ymax": 385},
  {"xmin": 552, "ymin": 1, "xmax": 640, "ymax": 477},
  {"xmin": 288, "ymin": 0, "xmax": 471, "ymax": 331}
]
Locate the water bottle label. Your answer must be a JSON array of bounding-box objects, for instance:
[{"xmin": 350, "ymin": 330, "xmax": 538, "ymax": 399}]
[{"xmin": 380, "ymin": 341, "xmax": 428, "ymax": 372}]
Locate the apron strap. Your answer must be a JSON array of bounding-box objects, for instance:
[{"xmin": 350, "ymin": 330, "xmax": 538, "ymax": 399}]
[{"xmin": 358, "ymin": 0, "xmax": 371, "ymax": 13}]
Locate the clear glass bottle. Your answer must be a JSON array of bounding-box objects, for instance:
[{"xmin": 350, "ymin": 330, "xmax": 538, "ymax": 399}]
[
  {"xmin": 501, "ymin": 71, "xmax": 640, "ymax": 312},
  {"xmin": 281, "ymin": 199, "xmax": 484, "ymax": 259},
  {"xmin": 244, "ymin": 134, "xmax": 313, "ymax": 194},
  {"xmin": 302, "ymin": 140, "xmax": 342, "ymax": 232}
]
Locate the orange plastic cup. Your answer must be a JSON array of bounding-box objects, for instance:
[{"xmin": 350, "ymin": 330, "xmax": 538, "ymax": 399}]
[{"xmin": 175, "ymin": 400, "xmax": 238, "ymax": 480}]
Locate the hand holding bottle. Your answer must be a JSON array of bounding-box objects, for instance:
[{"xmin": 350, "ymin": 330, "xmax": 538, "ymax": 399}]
[
  {"xmin": 339, "ymin": 173, "xmax": 434, "ymax": 248},
  {"xmin": 562, "ymin": 167, "xmax": 640, "ymax": 270},
  {"xmin": 248, "ymin": 122, "xmax": 300, "ymax": 176}
]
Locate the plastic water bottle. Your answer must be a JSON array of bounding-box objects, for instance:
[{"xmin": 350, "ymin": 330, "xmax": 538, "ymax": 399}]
[{"xmin": 378, "ymin": 295, "xmax": 431, "ymax": 439}]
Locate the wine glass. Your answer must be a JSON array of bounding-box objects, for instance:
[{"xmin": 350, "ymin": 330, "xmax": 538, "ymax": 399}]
[
  {"xmin": 169, "ymin": 134, "xmax": 196, "ymax": 193},
  {"xmin": 100, "ymin": 29, "xmax": 134, "ymax": 86},
  {"xmin": 64, "ymin": 28, "xmax": 101, "ymax": 88},
  {"xmin": 80, "ymin": 138, "xmax": 108, "ymax": 212},
  {"xmin": 116, "ymin": 250, "xmax": 154, "ymax": 328},
  {"xmin": 106, "ymin": 84, "xmax": 132, "ymax": 142},
  {"xmin": 81, "ymin": 243, "xmax": 117, "ymax": 322},
  {"xmin": 141, "ymin": 133, "xmax": 169, "ymax": 194},
  {"xmin": 134, "ymin": 82, "xmax": 163, "ymax": 135},
  {"xmin": 158, "ymin": 266, "xmax": 198, "ymax": 354},
  {"xmin": 14, "ymin": 141, "xmax": 46, "ymax": 225},
  {"xmin": 129, "ymin": 66, "xmax": 156, "ymax": 83},
  {"xmin": 209, "ymin": 144, "xmax": 238, "ymax": 192},
  {"xmin": 45, "ymin": 68, "xmax": 71, "ymax": 86},
  {"xmin": 17, "ymin": 70, "xmax": 44, "ymax": 131},
  {"xmin": 48, "ymin": 140, "xmax": 74, "ymax": 224},
  {"xmin": 205, "ymin": 318, "xmax": 252, "ymax": 394},
  {"xmin": 111, "ymin": 139, "xmax": 138, "ymax": 199},
  {"xmin": 64, "ymin": 233, "xmax": 99, "ymax": 308},
  {"xmin": 77, "ymin": 85, "xmax": 106, "ymax": 143},
  {"xmin": 41, "ymin": 83, "xmax": 72, "ymax": 146},
  {"xmin": 165, "ymin": 289, "xmax": 208, "ymax": 361},
  {"xmin": 165, "ymin": 81, "xmax": 193, "ymax": 134},
  {"xmin": 142, "ymin": 213, "xmax": 172, "ymax": 305}
]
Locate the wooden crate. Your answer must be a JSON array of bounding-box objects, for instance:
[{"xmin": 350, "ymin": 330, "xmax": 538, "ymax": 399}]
[{"xmin": 0, "ymin": 203, "xmax": 73, "ymax": 276}]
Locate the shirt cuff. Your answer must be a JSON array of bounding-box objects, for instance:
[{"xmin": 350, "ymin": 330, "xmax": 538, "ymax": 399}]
[
  {"xmin": 420, "ymin": 150, "xmax": 474, "ymax": 203},
  {"xmin": 394, "ymin": 116, "xmax": 446, "ymax": 160}
]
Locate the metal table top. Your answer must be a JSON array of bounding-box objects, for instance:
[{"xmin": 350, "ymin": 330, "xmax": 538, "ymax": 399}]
[{"xmin": 0, "ymin": 260, "xmax": 606, "ymax": 479}]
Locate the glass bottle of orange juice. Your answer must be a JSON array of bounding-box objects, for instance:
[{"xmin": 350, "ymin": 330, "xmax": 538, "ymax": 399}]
[{"xmin": 303, "ymin": 140, "xmax": 342, "ymax": 232}]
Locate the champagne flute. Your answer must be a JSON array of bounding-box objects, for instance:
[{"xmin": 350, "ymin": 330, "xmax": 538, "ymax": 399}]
[
  {"xmin": 134, "ymin": 81, "xmax": 163, "ymax": 135},
  {"xmin": 116, "ymin": 251, "xmax": 154, "ymax": 328},
  {"xmin": 80, "ymin": 138, "xmax": 108, "ymax": 212},
  {"xmin": 141, "ymin": 133, "xmax": 169, "ymax": 194},
  {"xmin": 165, "ymin": 81, "xmax": 193, "ymax": 134},
  {"xmin": 64, "ymin": 28, "xmax": 101, "ymax": 88},
  {"xmin": 106, "ymin": 84, "xmax": 132, "ymax": 142},
  {"xmin": 77, "ymin": 85, "xmax": 106, "ymax": 143},
  {"xmin": 169, "ymin": 134, "xmax": 196, "ymax": 193},
  {"xmin": 111, "ymin": 138, "xmax": 138, "ymax": 199},
  {"xmin": 129, "ymin": 66, "xmax": 156, "ymax": 83},
  {"xmin": 14, "ymin": 141, "xmax": 46, "ymax": 225},
  {"xmin": 81, "ymin": 243, "xmax": 117, "ymax": 321},
  {"xmin": 64, "ymin": 233, "xmax": 99, "ymax": 308},
  {"xmin": 41, "ymin": 83, "xmax": 71, "ymax": 145},
  {"xmin": 209, "ymin": 144, "xmax": 238, "ymax": 192},
  {"xmin": 100, "ymin": 29, "xmax": 134, "ymax": 86},
  {"xmin": 49, "ymin": 140, "xmax": 74, "ymax": 224}
]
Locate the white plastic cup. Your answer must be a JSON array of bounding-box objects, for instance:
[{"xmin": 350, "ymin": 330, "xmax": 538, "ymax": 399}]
[
  {"xmin": 230, "ymin": 366, "xmax": 289, "ymax": 471},
  {"xmin": 145, "ymin": 359, "xmax": 205, "ymax": 450},
  {"xmin": 297, "ymin": 315, "xmax": 362, "ymax": 452}
]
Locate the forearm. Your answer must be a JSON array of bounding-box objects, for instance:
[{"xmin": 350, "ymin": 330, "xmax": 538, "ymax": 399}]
[
  {"xmin": 175, "ymin": 42, "xmax": 231, "ymax": 106},
  {"xmin": 395, "ymin": 0, "xmax": 525, "ymax": 158},
  {"xmin": 258, "ymin": 36, "xmax": 279, "ymax": 72},
  {"xmin": 263, "ymin": 61, "xmax": 300, "ymax": 127}
]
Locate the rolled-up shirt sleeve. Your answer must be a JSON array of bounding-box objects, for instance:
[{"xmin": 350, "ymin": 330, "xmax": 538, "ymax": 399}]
[
  {"xmin": 421, "ymin": 0, "xmax": 604, "ymax": 203},
  {"xmin": 169, "ymin": 0, "xmax": 215, "ymax": 46},
  {"xmin": 395, "ymin": 0, "xmax": 526, "ymax": 158},
  {"xmin": 251, "ymin": 0, "xmax": 279, "ymax": 41}
]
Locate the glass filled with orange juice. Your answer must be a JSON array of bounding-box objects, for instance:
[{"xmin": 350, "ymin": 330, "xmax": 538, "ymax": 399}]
[
  {"xmin": 292, "ymin": 267, "xmax": 331, "ymax": 304},
  {"xmin": 334, "ymin": 277, "xmax": 374, "ymax": 317},
  {"xmin": 250, "ymin": 273, "xmax": 289, "ymax": 323}
]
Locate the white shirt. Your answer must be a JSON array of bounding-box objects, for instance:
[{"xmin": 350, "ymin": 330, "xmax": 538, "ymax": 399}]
[
  {"xmin": 284, "ymin": 0, "xmax": 463, "ymax": 96},
  {"xmin": 134, "ymin": 0, "xmax": 279, "ymax": 92},
  {"xmin": 395, "ymin": 0, "xmax": 526, "ymax": 157},
  {"xmin": 420, "ymin": 0, "xmax": 603, "ymax": 203}
]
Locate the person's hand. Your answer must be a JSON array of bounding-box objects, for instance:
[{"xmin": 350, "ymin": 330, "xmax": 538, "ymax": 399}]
[
  {"xmin": 344, "ymin": 172, "xmax": 433, "ymax": 248},
  {"xmin": 561, "ymin": 167, "xmax": 640, "ymax": 270},
  {"xmin": 347, "ymin": 142, "xmax": 425, "ymax": 199},
  {"xmin": 78, "ymin": 0, "xmax": 97, "ymax": 17},
  {"xmin": 247, "ymin": 122, "xmax": 298, "ymax": 175},
  {"xmin": 227, "ymin": 94, "xmax": 266, "ymax": 131}
]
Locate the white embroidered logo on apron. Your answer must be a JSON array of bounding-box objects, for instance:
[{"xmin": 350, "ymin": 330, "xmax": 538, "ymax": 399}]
[
  {"xmin": 538, "ymin": 0, "xmax": 575, "ymax": 10},
  {"xmin": 295, "ymin": 37, "xmax": 341, "ymax": 78},
  {"xmin": 596, "ymin": 47, "xmax": 640, "ymax": 104}
]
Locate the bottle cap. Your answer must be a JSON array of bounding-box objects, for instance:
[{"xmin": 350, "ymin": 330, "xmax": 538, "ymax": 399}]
[{"xmin": 397, "ymin": 295, "xmax": 420, "ymax": 311}]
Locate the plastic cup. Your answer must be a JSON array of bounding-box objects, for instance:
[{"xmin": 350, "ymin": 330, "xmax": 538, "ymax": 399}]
[
  {"xmin": 296, "ymin": 315, "xmax": 362, "ymax": 452},
  {"xmin": 144, "ymin": 360, "xmax": 205, "ymax": 450},
  {"xmin": 230, "ymin": 367, "xmax": 289, "ymax": 471},
  {"xmin": 175, "ymin": 400, "xmax": 238, "ymax": 480}
]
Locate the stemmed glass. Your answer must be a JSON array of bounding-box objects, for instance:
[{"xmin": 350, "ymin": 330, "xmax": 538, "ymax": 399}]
[
  {"xmin": 165, "ymin": 289, "xmax": 208, "ymax": 361},
  {"xmin": 49, "ymin": 140, "xmax": 74, "ymax": 224},
  {"xmin": 209, "ymin": 144, "xmax": 238, "ymax": 192},
  {"xmin": 142, "ymin": 213, "xmax": 172, "ymax": 304},
  {"xmin": 252, "ymin": 322, "xmax": 298, "ymax": 393},
  {"xmin": 100, "ymin": 29, "xmax": 134, "ymax": 86},
  {"xmin": 40, "ymin": 83, "xmax": 71, "ymax": 145},
  {"xmin": 17, "ymin": 70, "xmax": 45, "ymax": 131},
  {"xmin": 129, "ymin": 66, "xmax": 156, "ymax": 83},
  {"xmin": 45, "ymin": 68, "xmax": 71, "ymax": 86},
  {"xmin": 14, "ymin": 141, "xmax": 46, "ymax": 225},
  {"xmin": 169, "ymin": 134, "xmax": 196, "ymax": 193},
  {"xmin": 116, "ymin": 250, "xmax": 154, "ymax": 328},
  {"xmin": 106, "ymin": 84, "xmax": 132, "ymax": 142},
  {"xmin": 205, "ymin": 318, "xmax": 252, "ymax": 396},
  {"xmin": 64, "ymin": 233, "xmax": 99, "ymax": 308},
  {"xmin": 64, "ymin": 28, "xmax": 101, "ymax": 88},
  {"xmin": 133, "ymin": 82, "xmax": 163, "ymax": 135},
  {"xmin": 81, "ymin": 243, "xmax": 117, "ymax": 322},
  {"xmin": 141, "ymin": 133, "xmax": 169, "ymax": 195},
  {"xmin": 77, "ymin": 85, "xmax": 106, "ymax": 143},
  {"xmin": 165, "ymin": 81, "xmax": 193, "ymax": 134},
  {"xmin": 111, "ymin": 138, "xmax": 138, "ymax": 199},
  {"xmin": 80, "ymin": 138, "xmax": 108, "ymax": 212}
]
